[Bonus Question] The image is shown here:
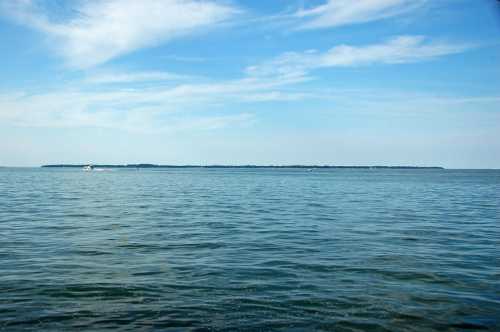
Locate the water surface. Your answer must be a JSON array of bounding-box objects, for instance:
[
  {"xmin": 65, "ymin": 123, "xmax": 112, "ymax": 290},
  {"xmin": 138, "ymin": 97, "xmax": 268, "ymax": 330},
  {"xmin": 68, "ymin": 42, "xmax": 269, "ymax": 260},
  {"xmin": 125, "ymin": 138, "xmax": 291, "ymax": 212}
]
[{"xmin": 1, "ymin": 168, "xmax": 499, "ymax": 331}]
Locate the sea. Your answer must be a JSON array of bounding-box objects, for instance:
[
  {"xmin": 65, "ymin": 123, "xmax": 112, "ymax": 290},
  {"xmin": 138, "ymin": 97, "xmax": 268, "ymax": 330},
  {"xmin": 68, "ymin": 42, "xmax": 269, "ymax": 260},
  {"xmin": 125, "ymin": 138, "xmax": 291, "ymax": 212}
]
[{"xmin": 1, "ymin": 167, "xmax": 499, "ymax": 331}]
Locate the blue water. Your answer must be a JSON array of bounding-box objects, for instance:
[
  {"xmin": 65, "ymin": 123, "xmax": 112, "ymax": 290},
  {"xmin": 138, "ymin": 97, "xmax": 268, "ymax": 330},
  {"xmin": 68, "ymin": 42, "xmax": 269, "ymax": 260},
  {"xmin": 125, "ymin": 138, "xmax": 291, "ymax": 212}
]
[{"xmin": 1, "ymin": 168, "xmax": 499, "ymax": 331}]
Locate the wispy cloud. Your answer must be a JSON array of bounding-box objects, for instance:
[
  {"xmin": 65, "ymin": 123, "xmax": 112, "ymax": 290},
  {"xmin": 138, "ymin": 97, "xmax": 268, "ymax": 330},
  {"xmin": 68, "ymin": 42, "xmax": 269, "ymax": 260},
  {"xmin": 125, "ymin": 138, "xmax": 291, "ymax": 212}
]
[
  {"xmin": 246, "ymin": 36, "xmax": 472, "ymax": 77},
  {"xmin": 0, "ymin": 87, "xmax": 256, "ymax": 132},
  {"xmin": 0, "ymin": 68, "xmax": 308, "ymax": 131},
  {"xmin": 84, "ymin": 70, "xmax": 191, "ymax": 84},
  {"xmin": 295, "ymin": 0, "xmax": 426, "ymax": 29},
  {"xmin": 1, "ymin": 0, "xmax": 239, "ymax": 68},
  {"xmin": 0, "ymin": 35, "xmax": 475, "ymax": 131},
  {"xmin": 161, "ymin": 55, "xmax": 208, "ymax": 63}
]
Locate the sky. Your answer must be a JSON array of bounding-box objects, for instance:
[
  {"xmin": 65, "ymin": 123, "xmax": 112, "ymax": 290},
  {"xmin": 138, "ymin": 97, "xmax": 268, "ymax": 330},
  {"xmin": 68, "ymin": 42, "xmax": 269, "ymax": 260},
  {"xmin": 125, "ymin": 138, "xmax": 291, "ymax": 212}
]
[{"xmin": 0, "ymin": 0, "xmax": 499, "ymax": 168}]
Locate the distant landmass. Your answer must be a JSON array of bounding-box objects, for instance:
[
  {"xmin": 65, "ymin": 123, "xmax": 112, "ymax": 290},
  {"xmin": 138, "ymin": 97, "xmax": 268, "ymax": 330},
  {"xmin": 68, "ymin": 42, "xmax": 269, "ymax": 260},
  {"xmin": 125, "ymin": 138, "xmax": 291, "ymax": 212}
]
[{"xmin": 41, "ymin": 164, "xmax": 444, "ymax": 169}]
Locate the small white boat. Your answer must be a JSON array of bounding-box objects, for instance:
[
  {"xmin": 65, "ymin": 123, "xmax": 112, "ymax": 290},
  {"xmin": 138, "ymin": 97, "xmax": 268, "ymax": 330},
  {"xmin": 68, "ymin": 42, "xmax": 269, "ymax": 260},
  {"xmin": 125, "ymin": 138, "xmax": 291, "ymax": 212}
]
[{"xmin": 83, "ymin": 165, "xmax": 94, "ymax": 171}]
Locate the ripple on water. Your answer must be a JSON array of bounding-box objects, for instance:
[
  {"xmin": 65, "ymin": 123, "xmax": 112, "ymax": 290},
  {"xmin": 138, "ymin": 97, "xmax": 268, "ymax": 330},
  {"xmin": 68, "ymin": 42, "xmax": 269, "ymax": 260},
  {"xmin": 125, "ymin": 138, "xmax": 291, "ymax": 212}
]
[{"xmin": 0, "ymin": 168, "xmax": 499, "ymax": 331}]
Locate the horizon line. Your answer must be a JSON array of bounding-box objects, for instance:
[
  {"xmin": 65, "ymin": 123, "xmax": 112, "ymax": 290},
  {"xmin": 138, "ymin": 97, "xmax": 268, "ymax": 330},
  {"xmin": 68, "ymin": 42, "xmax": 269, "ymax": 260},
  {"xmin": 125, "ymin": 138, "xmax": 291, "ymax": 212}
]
[
  {"xmin": 40, "ymin": 164, "xmax": 446, "ymax": 169},
  {"xmin": 2, "ymin": 165, "xmax": 500, "ymax": 170}
]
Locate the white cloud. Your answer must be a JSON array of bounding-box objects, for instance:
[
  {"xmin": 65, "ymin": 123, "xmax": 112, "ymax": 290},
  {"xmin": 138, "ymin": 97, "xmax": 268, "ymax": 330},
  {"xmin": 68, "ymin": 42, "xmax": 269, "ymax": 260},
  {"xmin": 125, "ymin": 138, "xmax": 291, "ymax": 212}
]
[
  {"xmin": 84, "ymin": 70, "xmax": 191, "ymax": 84},
  {"xmin": 162, "ymin": 113, "xmax": 254, "ymax": 132},
  {"xmin": 161, "ymin": 55, "xmax": 207, "ymax": 62},
  {"xmin": 0, "ymin": 88, "xmax": 256, "ymax": 132},
  {"xmin": 0, "ymin": 68, "xmax": 308, "ymax": 131},
  {"xmin": 2, "ymin": 0, "xmax": 239, "ymax": 68},
  {"xmin": 0, "ymin": 33, "xmax": 474, "ymax": 132},
  {"xmin": 295, "ymin": 0, "xmax": 426, "ymax": 29},
  {"xmin": 246, "ymin": 36, "xmax": 472, "ymax": 77},
  {"xmin": 2, "ymin": 74, "xmax": 496, "ymax": 133}
]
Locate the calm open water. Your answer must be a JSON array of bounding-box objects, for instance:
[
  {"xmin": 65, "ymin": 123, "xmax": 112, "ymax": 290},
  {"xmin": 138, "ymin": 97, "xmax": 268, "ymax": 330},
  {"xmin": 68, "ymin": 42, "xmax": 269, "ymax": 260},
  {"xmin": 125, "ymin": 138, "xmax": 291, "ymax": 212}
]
[{"xmin": 0, "ymin": 167, "xmax": 499, "ymax": 331}]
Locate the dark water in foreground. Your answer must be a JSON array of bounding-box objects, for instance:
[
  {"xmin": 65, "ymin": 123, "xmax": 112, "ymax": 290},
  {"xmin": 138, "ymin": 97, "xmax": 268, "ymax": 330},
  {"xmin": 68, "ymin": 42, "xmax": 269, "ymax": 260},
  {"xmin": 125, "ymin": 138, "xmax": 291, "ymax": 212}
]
[{"xmin": 1, "ymin": 168, "xmax": 499, "ymax": 331}]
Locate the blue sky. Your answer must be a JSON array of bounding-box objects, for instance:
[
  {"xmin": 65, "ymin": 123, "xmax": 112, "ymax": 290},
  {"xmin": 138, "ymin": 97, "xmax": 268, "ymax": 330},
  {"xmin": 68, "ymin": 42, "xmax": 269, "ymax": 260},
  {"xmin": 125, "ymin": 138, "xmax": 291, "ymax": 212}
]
[{"xmin": 0, "ymin": 0, "xmax": 499, "ymax": 168}]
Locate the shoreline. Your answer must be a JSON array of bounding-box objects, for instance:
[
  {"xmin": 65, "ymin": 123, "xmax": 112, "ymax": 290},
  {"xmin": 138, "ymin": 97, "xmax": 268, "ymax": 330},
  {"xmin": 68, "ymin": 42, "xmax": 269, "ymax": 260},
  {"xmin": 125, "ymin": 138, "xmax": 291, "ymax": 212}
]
[{"xmin": 41, "ymin": 164, "xmax": 445, "ymax": 169}]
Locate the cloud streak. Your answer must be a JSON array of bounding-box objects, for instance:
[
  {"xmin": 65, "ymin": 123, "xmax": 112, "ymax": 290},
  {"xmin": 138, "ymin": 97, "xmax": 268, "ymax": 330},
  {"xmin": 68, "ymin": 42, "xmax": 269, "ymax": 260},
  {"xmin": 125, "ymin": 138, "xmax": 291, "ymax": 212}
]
[
  {"xmin": 295, "ymin": 0, "xmax": 426, "ymax": 29},
  {"xmin": 2, "ymin": 0, "xmax": 239, "ymax": 68},
  {"xmin": 84, "ymin": 70, "xmax": 191, "ymax": 84},
  {"xmin": 246, "ymin": 36, "xmax": 472, "ymax": 78},
  {"xmin": 0, "ymin": 88, "xmax": 256, "ymax": 133},
  {"xmin": 0, "ymin": 35, "xmax": 476, "ymax": 132},
  {"xmin": 0, "ymin": 70, "xmax": 306, "ymax": 131}
]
